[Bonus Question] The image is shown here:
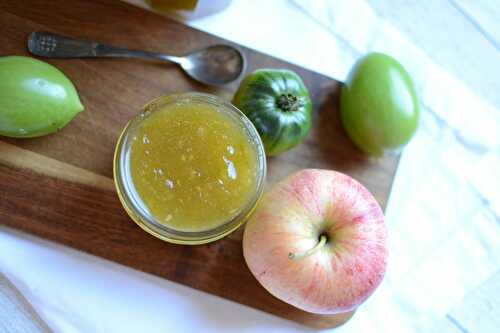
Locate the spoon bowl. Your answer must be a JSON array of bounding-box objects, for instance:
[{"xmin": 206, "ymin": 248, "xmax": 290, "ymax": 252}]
[{"xmin": 181, "ymin": 45, "xmax": 245, "ymax": 86}]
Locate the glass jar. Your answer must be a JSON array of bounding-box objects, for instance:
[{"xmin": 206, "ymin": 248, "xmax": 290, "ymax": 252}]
[{"xmin": 114, "ymin": 93, "xmax": 266, "ymax": 245}]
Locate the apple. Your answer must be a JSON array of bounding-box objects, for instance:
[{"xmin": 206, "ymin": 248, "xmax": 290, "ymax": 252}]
[{"xmin": 243, "ymin": 169, "xmax": 387, "ymax": 314}]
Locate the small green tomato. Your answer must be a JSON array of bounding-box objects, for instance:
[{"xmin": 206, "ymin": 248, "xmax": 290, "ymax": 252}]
[
  {"xmin": 0, "ymin": 56, "xmax": 84, "ymax": 138},
  {"xmin": 341, "ymin": 53, "xmax": 419, "ymax": 156}
]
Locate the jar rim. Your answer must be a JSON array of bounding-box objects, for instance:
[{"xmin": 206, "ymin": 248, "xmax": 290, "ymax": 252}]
[{"xmin": 113, "ymin": 92, "xmax": 267, "ymax": 245}]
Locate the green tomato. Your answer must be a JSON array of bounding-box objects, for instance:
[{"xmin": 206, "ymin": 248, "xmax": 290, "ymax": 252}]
[
  {"xmin": 340, "ymin": 53, "xmax": 419, "ymax": 156},
  {"xmin": 0, "ymin": 56, "xmax": 84, "ymax": 138},
  {"xmin": 233, "ymin": 69, "xmax": 312, "ymax": 156}
]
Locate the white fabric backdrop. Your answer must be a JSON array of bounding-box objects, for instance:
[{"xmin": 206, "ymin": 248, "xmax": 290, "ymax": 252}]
[{"xmin": 1, "ymin": 0, "xmax": 498, "ymax": 332}]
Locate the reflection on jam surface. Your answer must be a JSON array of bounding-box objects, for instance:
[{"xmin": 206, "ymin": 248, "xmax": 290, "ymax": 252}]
[{"xmin": 130, "ymin": 102, "xmax": 258, "ymax": 232}]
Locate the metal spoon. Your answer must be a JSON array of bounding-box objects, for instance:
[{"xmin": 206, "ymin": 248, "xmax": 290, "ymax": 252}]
[{"xmin": 27, "ymin": 31, "xmax": 245, "ymax": 86}]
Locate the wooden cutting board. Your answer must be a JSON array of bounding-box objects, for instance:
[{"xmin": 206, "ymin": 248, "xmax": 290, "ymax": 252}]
[{"xmin": 0, "ymin": 0, "xmax": 399, "ymax": 329}]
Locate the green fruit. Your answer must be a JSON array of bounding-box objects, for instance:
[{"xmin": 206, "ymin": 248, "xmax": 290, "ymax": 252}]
[
  {"xmin": 340, "ymin": 53, "xmax": 419, "ymax": 156},
  {"xmin": 233, "ymin": 69, "xmax": 312, "ymax": 156},
  {"xmin": 0, "ymin": 56, "xmax": 84, "ymax": 138}
]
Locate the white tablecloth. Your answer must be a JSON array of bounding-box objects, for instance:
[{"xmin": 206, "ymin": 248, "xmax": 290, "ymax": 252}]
[{"xmin": 1, "ymin": 1, "xmax": 499, "ymax": 332}]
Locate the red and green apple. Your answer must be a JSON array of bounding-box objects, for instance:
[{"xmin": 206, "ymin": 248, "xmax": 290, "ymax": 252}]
[{"xmin": 243, "ymin": 169, "xmax": 387, "ymax": 314}]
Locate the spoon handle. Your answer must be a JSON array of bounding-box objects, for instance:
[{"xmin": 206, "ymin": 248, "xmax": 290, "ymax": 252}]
[{"xmin": 27, "ymin": 31, "xmax": 181, "ymax": 64}]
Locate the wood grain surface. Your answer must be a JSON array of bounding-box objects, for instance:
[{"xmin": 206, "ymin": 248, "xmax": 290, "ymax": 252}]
[{"xmin": 0, "ymin": 0, "xmax": 398, "ymax": 328}]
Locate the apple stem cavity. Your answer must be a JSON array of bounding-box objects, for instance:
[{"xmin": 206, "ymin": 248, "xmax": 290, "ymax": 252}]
[{"xmin": 288, "ymin": 234, "xmax": 328, "ymax": 260}]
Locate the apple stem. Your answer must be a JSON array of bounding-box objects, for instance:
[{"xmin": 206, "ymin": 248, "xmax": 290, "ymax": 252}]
[{"xmin": 288, "ymin": 235, "xmax": 328, "ymax": 260}]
